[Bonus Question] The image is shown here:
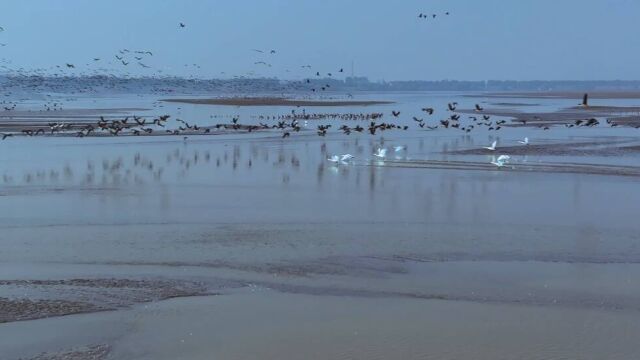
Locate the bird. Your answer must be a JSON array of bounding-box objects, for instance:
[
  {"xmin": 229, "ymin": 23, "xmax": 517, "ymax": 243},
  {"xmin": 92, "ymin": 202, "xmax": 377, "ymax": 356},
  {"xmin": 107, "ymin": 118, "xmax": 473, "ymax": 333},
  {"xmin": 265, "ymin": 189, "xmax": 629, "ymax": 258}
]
[
  {"xmin": 373, "ymin": 148, "xmax": 387, "ymax": 159},
  {"xmin": 475, "ymin": 104, "xmax": 484, "ymax": 111},
  {"xmin": 65, "ymin": 63, "xmax": 75, "ymax": 68},
  {"xmin": 581, "ymin": 93, "xmax": 589, "ymax": 107},
  {"xmin": 391, "ymin": 111, "xmax": 401, "ymax": 117},
  {"xmin": 393, "ymin": 145, "xmax": 406, "ymax": 152},
  {"xmin": 327, "ymin": 155, "xmax": 341, "ymax": 163},
  {"xmin": 483, "ymin": 141, "xmax": 497, "ymax": 151},
  {"xmin": 518, "ymin": 137, "xmax": 529, "ymax": 145},
  {"xmin": 179, "ymin": 22, "xmax": 186, "ymax": 28},
  {"xmin": 422, "ymin": 107, "xmax": 434, "ymax": 115},
  {"xmin": 1, "ymin": 133, "xmax": 12, "ymax": 140},
  {"xmin": 340, "ymin": 154, "xmax": 355, "ymax": 162},
  {"xmin": 447, "ymin": 102, "xmax": 458, "ymax": 111},
  {"xmin": 491, "ymin": 155, "xmax": 511, "ymax": 167}
]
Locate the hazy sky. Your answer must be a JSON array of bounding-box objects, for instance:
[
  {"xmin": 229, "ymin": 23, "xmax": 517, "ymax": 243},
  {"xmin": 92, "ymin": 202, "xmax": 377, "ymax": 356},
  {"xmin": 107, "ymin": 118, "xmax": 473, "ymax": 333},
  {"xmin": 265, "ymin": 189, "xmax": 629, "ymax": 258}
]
[{"xmin": 1, "ymin": 0, "xmax": 639, "ymax": 80}]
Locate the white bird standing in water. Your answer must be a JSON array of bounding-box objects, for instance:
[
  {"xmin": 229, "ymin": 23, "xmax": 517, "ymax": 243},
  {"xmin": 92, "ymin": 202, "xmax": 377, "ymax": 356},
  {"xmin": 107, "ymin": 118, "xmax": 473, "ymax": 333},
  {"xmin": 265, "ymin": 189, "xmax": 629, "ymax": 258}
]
[
  {"xmin": 491, "ymin": 155, "xmax": 511, "ymax": 167},
  {"xmin": 373, "ymin": 148, "xmax": 387, "ymax": 158},
  {"xmin": 518, "ymin": 137, "xmax": 529, "ymax": 145},
  {"xmin": 483, "ymin": 140, "xmax": 497, "ymax": 151}
]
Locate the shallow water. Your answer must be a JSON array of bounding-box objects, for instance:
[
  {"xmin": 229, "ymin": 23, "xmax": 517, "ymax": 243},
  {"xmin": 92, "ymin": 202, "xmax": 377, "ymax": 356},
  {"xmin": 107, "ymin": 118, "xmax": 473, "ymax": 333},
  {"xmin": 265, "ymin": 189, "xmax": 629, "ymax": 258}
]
[{"xmin": 1, "ymin": 91, "xmax": 640, "ymax": 359}]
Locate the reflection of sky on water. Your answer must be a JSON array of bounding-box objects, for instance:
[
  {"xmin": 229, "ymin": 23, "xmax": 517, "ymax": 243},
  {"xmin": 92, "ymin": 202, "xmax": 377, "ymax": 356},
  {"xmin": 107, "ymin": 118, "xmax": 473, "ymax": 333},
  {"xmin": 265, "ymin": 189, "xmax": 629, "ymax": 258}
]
[{"xmin": 1, "ymin": 92, "xmax": 640, "ymax": 238}]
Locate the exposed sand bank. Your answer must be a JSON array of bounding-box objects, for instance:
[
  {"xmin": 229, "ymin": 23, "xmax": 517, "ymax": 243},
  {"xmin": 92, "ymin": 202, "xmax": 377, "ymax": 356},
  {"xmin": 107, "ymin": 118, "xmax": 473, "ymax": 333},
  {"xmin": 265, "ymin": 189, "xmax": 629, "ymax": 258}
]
[
  {"xmin": 161, "ymin": 97, "xmax": 394, "ymax": 106},
  {"xmin": 469, "ymin": 91, "xmax": 640, "ymax": 99}
]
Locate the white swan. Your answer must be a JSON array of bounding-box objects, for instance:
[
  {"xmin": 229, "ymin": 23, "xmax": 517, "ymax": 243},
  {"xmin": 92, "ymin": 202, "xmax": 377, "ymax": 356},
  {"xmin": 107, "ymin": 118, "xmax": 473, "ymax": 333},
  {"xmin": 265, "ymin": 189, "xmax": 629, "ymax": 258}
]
[
  {"xmin": 340, "ymin": 154, "xmax": 355, "ymax": 162},
  {"xmin": 483, "ymin": 141, "xmax": 497, "ymax": 151},
  {"xmin": 373, "ymin": 148, "xmax": 387, "ymax": 158},
  {"xmin": 490, "ymin": 155, "xmax": 511, "ymax": 167}
]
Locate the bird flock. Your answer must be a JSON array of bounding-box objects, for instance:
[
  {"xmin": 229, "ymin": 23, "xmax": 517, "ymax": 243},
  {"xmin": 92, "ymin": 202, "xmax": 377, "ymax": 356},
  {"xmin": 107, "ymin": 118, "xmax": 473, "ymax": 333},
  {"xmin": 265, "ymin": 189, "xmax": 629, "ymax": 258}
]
[{"xmin": 1, "ymin": 90, "xmax": 635, "ymax": 144}]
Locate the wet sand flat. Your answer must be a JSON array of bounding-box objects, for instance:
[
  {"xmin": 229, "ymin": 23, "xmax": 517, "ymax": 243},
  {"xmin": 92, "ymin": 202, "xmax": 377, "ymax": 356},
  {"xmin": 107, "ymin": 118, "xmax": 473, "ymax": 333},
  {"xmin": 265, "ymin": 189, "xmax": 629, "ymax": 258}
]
[
  {"xmin": 470, "ymin": 91, "xmax": 640, "ymax": 99},
  {"xmin": 3, "ymin": 290, "xmax": 640, "ymax": 360},
  {"xmin": 456, "ymin": 106, "xmax": 640, "ymax": 127}
]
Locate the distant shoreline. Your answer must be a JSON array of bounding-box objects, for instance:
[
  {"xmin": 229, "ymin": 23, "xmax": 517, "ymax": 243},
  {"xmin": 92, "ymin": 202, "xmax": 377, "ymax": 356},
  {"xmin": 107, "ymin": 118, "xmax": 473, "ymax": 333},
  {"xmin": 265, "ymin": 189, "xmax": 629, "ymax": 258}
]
[{"xmin": 161, "ymin": 97, "xmax": 394, "ymax": 107}]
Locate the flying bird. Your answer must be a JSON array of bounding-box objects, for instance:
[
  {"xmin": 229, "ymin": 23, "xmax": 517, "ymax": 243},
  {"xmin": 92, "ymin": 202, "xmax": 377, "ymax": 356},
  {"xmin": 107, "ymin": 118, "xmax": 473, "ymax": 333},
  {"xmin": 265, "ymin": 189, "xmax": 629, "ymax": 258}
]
[
  {"xmin": 491, "ymin": 155, "xmax": 510, "ymax": 167},
  {"xmin": 340, "ymin": 154, "xmax": 355, "ymax": 162},
  {"xmin": 483, "ymin": 141, "xmax": 497, "ymax": 151},
  {"xmin": 518, "ymin": 137, "xmax": 529, "ymax": 145},
  {"xmin": 373, "ymin": 148, "xmax": 387, "ymax": 159}
]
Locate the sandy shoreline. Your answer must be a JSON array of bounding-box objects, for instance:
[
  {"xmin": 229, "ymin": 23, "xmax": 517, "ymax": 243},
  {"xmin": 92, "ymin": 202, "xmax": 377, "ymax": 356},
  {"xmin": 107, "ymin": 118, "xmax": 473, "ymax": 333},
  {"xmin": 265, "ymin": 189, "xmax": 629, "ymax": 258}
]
[
  {"xmin": 469, "ymin": 91, "xmax": 640, "ymax": 99},
  {"xmin": 456, "ymin": 104, "xmax": 640, "ymax": 127},
  {"xmin": 161, "ymin": 97, "xmax": 394, "ymax": 106}
]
